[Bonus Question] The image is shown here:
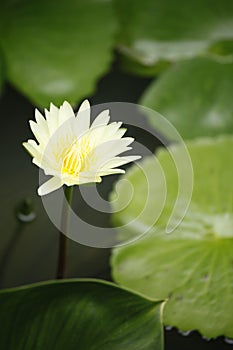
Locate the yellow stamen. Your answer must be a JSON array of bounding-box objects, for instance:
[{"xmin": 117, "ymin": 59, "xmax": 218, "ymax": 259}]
[{"xmin": 62, "ymin": 137, "xmax": 92, "ymax": 176}]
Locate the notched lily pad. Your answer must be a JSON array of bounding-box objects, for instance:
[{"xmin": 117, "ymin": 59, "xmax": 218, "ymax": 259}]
[{"xmin": 111, "ymin": 136, "xmax": 233, "ymax": 338}]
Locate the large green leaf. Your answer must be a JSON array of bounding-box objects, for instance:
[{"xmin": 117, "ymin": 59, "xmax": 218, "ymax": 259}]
[
  {"xmin": 0, "ymin": 0, "xmax": 117, "ymax": 107},
  {"xmin": 140, "ymin": 58, "xmax": 233, "ymax": 140},
  {"xmin": 111, "ymin": 136, "xmax": 233, "ymax": 338},
  {"xmin": 115, "ymin": 0, "xmax": 233, "ymax": 67},
  {"xmin": 0, "ymin": 279, "xmax": 164, "ymax": 350}
]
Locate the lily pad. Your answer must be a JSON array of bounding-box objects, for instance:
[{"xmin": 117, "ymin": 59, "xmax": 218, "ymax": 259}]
[
  {"xmin": 111, "ymin": 136, "xmax": 233, "ymax": 338},
  {"xmin": 140, "ymin": 58, "xmax": 233, "ymax": 140},
  {"xmin": 115, "ymin": 0, "xmax": 233, "ymax": 66},
  {"xmin": 0, "ymin": 279, "xmax": 164, "ymax": 350},
  {"xmin": 0, "ymin": 0, "xmax": 117, "ymax": 106},
  {"xmin": 119, "ymin": 55, "xmax": 171, "ymax": 77}
]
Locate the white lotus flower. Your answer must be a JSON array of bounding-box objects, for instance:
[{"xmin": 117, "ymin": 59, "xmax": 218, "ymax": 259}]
[{"xmin": 23, "ymin": 100, "xmax": 141, "ymax": 196}]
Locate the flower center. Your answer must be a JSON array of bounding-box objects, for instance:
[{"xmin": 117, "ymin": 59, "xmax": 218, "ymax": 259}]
[{"xmin": 61, "ymin": 137, "xmax": 92, "ymax": 176}]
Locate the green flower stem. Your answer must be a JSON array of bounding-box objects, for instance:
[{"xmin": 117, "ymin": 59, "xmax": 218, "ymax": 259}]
[{"xmin": 56, "ymin": 186, "xmax": 74, "ymax": 279}]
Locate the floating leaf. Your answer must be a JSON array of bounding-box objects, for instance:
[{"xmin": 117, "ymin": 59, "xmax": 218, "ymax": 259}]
[
  {"xmin": 111, "ymin": 136, "xmax": 233, "ymax": 338},
  {"xmin": 115, "ymin": 0, "xmax": 233, "ymax": 66},
  {"xmin": 0, "ymin": 0, "xmax": 117, "ymax": 106},
  {"xmin": 0, "ymin": 279, "xmax": 164, "ymax": 350},
  {"xmin": 119, "ymin": 55, "xmax": 171, "ymax": 77},
  {"xmin": 140, "ymin": 58, "xmax": 233, "ymax": 140}
]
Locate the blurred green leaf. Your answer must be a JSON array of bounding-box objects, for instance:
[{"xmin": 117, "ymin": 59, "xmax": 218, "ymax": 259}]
[
  {"xmin": 119, "ymin": 55, "xmax": 171, "ymax": 77},
  {"xmin": 111, "ymin": 136, "xmax": 233, "ymax": 338},
  {"xmin": 0, "ymin": 279, "xmax": 164, "ymax": 350},
  {"xmin": 0, "ymin": 0, "xmax": 117, "ymax": 107},
  {"xmin": 140, "ymin": 58, "xmax": 233, "ymax": 140},
  {"xmin": 115, "ymin": 0, "xmax": 233, "ymax": 66},
  {"xmin": 208, "ymin": 40, "xmax": 233, "ymax": 58}
]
